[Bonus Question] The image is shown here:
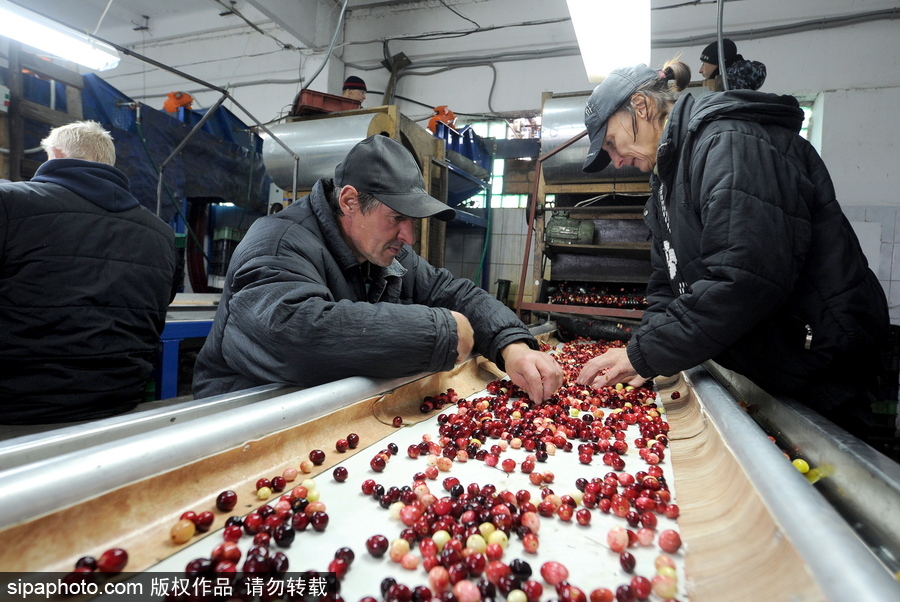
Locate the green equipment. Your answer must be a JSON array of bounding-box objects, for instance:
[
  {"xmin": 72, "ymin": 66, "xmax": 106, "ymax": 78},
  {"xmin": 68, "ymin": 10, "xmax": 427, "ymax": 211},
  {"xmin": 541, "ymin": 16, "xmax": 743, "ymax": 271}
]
[{"xmin": 545, "ymin": 212, "xmax": 594, "ymax": 245}]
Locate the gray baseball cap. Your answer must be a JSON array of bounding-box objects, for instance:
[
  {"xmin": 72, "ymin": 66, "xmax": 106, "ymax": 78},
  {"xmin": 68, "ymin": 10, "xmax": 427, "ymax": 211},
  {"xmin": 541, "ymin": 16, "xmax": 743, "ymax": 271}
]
[
  {"xmin": 583, "ymin": 64, "xmax": 660, "ymax": 173},
  {"xmin": 335, "ymin": 135, "xmax": 456, "ymax": 221}
]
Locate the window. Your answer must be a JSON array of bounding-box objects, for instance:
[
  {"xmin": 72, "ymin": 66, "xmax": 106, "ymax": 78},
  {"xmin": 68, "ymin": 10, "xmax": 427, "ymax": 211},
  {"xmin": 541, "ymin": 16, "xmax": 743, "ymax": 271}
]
[
  {"xmin": 799, "ymin": 104, "xmax": 814, "ymax": 140},
  {"xmin": 463, "ymin": 118, "xmax": 539, "ymax": 209}
]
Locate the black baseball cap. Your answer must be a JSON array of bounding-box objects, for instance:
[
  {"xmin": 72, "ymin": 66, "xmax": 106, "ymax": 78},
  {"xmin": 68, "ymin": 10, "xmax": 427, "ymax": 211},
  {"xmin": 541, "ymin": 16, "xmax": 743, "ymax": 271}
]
[
  {"xmin": 335, "ymin": 135, "xmax": 456, "ymax": 221},
  {"xmin": 583, "ymin": 64, "xmax": 660, "ymax": 173}
]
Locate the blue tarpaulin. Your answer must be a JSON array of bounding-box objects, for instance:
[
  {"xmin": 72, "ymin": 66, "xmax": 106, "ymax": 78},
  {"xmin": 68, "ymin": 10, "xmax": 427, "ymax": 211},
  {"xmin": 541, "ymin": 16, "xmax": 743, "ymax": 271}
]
[{"xmin": 80, "ymin": 74, "xmax": 270, "ymax": 223}]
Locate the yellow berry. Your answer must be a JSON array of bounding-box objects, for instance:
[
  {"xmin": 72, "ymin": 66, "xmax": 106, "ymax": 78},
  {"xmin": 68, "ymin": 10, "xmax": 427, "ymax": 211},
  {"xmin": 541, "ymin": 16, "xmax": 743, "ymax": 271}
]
[
  {"xmin": 256, "ymin": 486, "xmax": 271, "ymax": 500},
  {"xmin": 792, "ymin": 458, "xmax": 810, "ymax": 474},
  {"xmin": 170, "ymin": 519, "xmax": 196, "ymax": 544}
]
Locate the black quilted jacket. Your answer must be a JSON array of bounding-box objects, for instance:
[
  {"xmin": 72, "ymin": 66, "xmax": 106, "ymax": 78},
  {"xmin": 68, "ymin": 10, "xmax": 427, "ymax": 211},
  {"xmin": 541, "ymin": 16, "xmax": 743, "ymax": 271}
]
[
  {"xmin": 0, "ymin": 160, "xmax": 177, "ymax": 423},
  {"xmin": 193, "ymin": 178, "xmax": 536, "ymax": 398},
  {"xmin": 627, "ymin": 90, "xmax": 888, "ymax": 394}
]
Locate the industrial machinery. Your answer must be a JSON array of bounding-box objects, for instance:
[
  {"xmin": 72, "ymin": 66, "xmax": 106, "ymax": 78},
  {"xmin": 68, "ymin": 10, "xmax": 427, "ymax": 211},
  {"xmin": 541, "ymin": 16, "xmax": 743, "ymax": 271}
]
[
  {"xmin": 261, "ymin": 105, "xmax": 459, "ymax": 266},
  {"xmin": 0, "ymin": 324, "xmax": 897, "ymax": 601},
  {"xmin": 516, "ymin": 91, "xmax": 655, "ymax": 332}
]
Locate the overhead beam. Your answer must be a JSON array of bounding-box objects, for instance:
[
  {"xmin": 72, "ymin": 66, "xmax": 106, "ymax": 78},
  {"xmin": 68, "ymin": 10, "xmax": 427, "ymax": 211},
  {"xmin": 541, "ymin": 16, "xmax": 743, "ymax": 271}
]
[{"xmin": 244, "ymin": 0, "xmax": 337, "ymax": 49}]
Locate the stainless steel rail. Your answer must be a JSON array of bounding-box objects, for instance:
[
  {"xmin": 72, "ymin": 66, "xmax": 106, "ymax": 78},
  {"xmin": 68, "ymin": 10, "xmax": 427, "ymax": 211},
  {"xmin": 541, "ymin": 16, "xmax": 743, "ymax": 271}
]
[
  {"xmin": 0, "ymin": 373, "xmax": 428, "ymax": 528},
  {"xmin": 0, "ymin": 322, "xmax": 557, "ymax": 529},
  {"xmin": 0, "ymin": 384, "xmax": 287, "ymax": 469},
  {"xmin": 685, "ymin": 364, "xmax": 900, "ymax": 601},
  {"xmin": 707, "ymin": 362, "xmax": 900, "ymax": 574}
]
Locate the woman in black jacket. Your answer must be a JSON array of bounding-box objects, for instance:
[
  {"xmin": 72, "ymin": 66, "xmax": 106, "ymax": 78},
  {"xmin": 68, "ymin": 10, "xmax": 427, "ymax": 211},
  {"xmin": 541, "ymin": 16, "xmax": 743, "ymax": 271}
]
[{"xmin": 576, "ymin": 61, "xmax": 889, "ymax": 440}]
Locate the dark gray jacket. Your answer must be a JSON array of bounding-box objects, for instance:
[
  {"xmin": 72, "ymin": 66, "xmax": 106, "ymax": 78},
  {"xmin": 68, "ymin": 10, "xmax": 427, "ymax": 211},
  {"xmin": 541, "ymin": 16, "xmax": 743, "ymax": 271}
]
[
  {"xmin": 0, "ymin": 159, "xmax": 177, "ymax": 423},
  {"xmin": 193, "ymin": 179, "xmax": 536, "ymax": 398},
  {"xmin": 627, "ymin": 90, "xmax": 888, "ymax": 395}
]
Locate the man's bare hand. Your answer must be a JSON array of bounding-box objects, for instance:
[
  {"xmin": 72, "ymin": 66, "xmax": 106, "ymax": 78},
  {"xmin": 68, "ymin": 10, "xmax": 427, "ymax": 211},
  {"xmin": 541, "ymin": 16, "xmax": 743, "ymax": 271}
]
[
  {"xmin": 576, "ymin": 347, "xmax": 646, "ymax": 388},
  {"xmin": 501, "ymin": 342, "xmax": 565, "ymax": 403}
]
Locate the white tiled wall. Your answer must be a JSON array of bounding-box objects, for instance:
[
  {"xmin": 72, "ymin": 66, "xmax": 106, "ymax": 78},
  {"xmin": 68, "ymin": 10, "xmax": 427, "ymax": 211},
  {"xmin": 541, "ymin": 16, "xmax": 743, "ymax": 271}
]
[
  {"xmin": 445, "ymin": 208, "xmax": 536, "ymax": 306},
  {"xmin": 843, "ymin": 205, "xmax": 900, "ymax": 325}
]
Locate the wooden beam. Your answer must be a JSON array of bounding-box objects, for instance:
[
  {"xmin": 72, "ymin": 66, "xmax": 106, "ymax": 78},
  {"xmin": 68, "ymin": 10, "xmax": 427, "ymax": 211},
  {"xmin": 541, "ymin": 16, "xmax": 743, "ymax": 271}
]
[
  {"xmin": 20, "ymin": 99, "xmax": 77, "ymax": 129},
  {"xmin": 19, "ymin": 54, "xmax": 84, "ymax": 89}
]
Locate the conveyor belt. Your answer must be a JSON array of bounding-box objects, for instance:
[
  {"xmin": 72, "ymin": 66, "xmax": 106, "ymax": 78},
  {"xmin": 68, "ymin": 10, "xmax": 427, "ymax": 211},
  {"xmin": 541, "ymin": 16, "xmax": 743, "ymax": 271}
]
[{"xmin": 0, "ymin": 324, "xmax": 897, "ymax": 600}]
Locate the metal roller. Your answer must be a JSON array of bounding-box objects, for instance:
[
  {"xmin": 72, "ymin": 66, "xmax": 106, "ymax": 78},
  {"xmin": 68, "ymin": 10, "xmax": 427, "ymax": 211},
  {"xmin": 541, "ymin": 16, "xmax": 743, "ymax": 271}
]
[
  {"xmin": 262, "ymin": 112, "xmax": 396, "ymax": 190},
  {"xmin": 541, "ymin": 93, "xmax": 645, "ymax": 184}
]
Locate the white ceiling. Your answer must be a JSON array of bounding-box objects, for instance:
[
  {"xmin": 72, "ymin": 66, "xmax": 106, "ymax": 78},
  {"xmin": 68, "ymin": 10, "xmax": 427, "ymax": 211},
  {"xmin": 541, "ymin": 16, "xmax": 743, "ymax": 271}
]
[{"xmin": 23, "ymin": 0, "xmax": 900, "ymax": 51}]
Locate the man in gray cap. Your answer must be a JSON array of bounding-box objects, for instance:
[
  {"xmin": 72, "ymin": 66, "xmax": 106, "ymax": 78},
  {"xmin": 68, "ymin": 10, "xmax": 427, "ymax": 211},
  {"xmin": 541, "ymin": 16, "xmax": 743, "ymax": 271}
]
[{"xmin": 194, "ymin": 135, "xmax": 563, "ymax": 400}]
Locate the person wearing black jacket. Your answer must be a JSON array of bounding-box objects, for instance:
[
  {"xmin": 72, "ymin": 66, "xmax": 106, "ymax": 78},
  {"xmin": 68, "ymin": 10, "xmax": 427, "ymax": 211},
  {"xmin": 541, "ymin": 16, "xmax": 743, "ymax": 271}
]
[
  {"xmin": 576, "ymin": 63, "xmax": 889, "ymax": 439},
  {"xmin": 0, "ymin": 121, "xmax": 178, "ymax": 424},
  {"xmin": 193, "ymin": 135, "xmax": 563, "ymax": 402}
]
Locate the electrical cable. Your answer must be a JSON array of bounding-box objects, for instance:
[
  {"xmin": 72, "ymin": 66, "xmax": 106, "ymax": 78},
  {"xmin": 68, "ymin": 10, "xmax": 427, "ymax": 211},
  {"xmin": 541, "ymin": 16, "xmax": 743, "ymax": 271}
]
[
  {"xmin": 92, "ymin": 0, "xmax": 116, "ymax": 35},
  {"xmin": 717, "ymin": 0, "xmax": 729, "ymax": 91},
  {"xmin": 211, "ymin": 0, "xmax": 299, "ymax": 53},
  {"xmin": 437, "ymin": 0, "xmax": 480, "ymax": 29},
  {"xmin": 301, "ymin": 0, "xmax": 351, "ymax": 91}
]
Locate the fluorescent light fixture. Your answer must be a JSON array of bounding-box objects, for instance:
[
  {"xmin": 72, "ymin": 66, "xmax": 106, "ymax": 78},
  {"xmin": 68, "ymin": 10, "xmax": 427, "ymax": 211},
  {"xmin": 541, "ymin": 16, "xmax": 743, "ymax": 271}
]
[
  {"xmin": 0, "ymin": 0, "xmax": 120, "ymax": 71},
  {"xmin": 566, "ymin": 0, "xmax": 650, "ymax": 82}
]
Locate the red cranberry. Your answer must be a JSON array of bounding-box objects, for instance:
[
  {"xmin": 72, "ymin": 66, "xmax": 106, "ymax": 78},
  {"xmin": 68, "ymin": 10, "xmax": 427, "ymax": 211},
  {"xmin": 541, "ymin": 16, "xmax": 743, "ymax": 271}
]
[
  {"xmin": 180, "ymin": 510, "xmax": 198, "ymax": 524},
  {"xmin": 347, "ymin": 433, "xmax": 360, "ymax": 448},
  {"xmin": 619, "ymin": 551, "xmax": 636, "ymax": 573},
  {"xmin": 310, "ymin": 511, "xmax": 329, "ymax": 531},
  {"xmin": 216, "ymin": 490, "xmax": 238, "ymax": 512},
  {"xmin": 335, "ymin": 546, "xmax": 355, "ymax": 565},
  {"xmin": 366, "ymin": 535, "xmax": 389, "ymax": 557},
  {"xmin": 309, "ymin": 449, "xmax": 326, "ymax": 465},
  {"xmin": 195, "ymin": 511, "xmax": 214, "ymax": 533},
  {"xmin": 333, "ymin": 466, "xmax": 349, "ymax": 482},
  {"xmin": 291, "ymin": 513, "xmax": 309, "ymax": 531},
  {"xmin": 270, "ymin": 476, "xmax": 287, "ymax": 492},
  {"xmin": 370, "ymin": 455, "xmax": 386, "ymax": 472},
  {"xmin": 75, "ymin": 556, "xmax": 97, "ymax": 571},
  {"xmin": 272, "ymin": 524, "xmax": 295, "ymax": 548},
  {"xmin": 335, "ymin": 438, "xmax": 349, "ymax": 453},
  {"xmin": 185, "ymin": 557, "xmax": 213, "ymax": 576},
  {"xmin": 392, "ymin": 416, "xmax": 404, "ymax": 428},
  {"xmin": 96, "ymin": 548, "xmax": 128, "ymax": 573},
  {"xmin": 658, "ymin": 529, "xmax": 682, "ymax": 553}
]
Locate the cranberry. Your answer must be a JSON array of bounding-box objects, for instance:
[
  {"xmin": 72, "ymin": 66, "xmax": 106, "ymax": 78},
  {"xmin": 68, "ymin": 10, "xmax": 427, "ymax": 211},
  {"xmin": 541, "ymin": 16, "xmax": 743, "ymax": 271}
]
[
  {"xmin": 347, "ymin": 433, "xmax": 360, "ymax": 448},
  {"xmin": 272, "ymin": 524, "xmax": 295, "ymax": 548},
  {"xmin": 180, "ymin": 510, "xmax": 198, "ymax": 524},
  {"xmin": 291, "ymin": 512, "xmax": 309, "ymax": 531},
  {"xmin": 619, "ymin": 551, "xmax": 636, "ymax": 573},
  {"xmin": 335, "ymin": 546, "xmax": 355, "ymax": 565},
  {"xmin": 96, "ymin": 548, "xmax": 128, "ymax": 573},
  {"xmin": 75, "ymin": 556, "xmax": 97, "ymax": 571},
  {"xmin": 539, "ymin": 560, "xmax": 568, "ymax": 585},
  {"xmin": 216, "ymin": 490, "xmax": 238, "ymax": 512},
  {"xmin": 367, "ymin": 534, "xmax": 389, "ymax": 557},
  {"xmin": 270, "ymin": 476, "xmax": 287, "ymax": 492},
  {"xmin": 658, "ymin": 529, "xmax": 682, "ymax": 553},
  {"xmin": 195, "ymin": 511, "xmax": 214, "ymax": 533},
  {"xmin": 310, "ymin": 511, "xmax": 329, "ymax": 531},
  {"xmin": 185, "ymin": 557, "xmax": 213, "ymax": 576},
  {"xmin": 333, "ymin": 466, "xmax": 349, "ymax": 482},
  {"xmin": 370, "ymin": 455, "xmax": 386, "ymax": 472},
  {"xmin": 335, "ymin": 438, "xmax": 349, "ymax": 453},
  {"xmin": 393, "ymin": 416, "xmax": 404, "ymax": 428},
  {"xmin": 309, "ymin": 449, "xmax": 326, "ymax": 465}
]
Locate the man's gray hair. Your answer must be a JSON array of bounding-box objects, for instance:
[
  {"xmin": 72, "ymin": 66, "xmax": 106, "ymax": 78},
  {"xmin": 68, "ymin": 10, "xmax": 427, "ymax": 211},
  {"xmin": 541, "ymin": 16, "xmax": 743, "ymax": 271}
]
[
  {"xmin": 328, "ymin": 183, "xmax": 382, "ymax": 216},
  {"xmin": 41, "ymin": 120, "xmax": 116, "ymax": 166}
]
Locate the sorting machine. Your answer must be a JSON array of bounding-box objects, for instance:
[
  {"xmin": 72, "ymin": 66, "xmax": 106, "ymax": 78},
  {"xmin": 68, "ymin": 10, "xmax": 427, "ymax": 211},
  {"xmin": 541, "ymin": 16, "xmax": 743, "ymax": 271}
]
[{"xmin": 0, "ymin": 323, "xmax": 897, "ymax": 601}]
